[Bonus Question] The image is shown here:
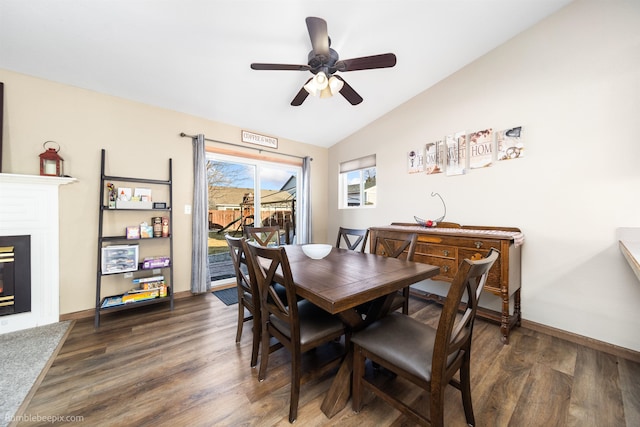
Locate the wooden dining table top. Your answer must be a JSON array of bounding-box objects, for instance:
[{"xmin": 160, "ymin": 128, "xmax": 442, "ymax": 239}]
[{"xmin": 283, "ymin": 245, "xmax": 440, "ymax": 315}]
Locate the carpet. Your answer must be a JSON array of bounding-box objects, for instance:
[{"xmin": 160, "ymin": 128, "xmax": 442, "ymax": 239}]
[
  {"xmin": 213, "ymin": 288, "xmax": 238, "ymax": 306},
  {"xmin": 0, "ymin": 321, "xmax": 72, "ymax": 427}
]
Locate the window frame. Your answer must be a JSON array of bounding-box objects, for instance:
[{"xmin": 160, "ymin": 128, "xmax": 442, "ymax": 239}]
[{"xmin": 338, "ymin": 154, "xmax": 376, "ymax": 210}]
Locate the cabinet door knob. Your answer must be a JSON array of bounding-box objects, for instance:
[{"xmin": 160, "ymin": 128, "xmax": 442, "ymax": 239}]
[
  {"xmin": 474, "ymin": 241, "xmax": 483, "ymax": 249},
  {"xmin": 442, "ymin": 265, "xmax": 449, "ymax": 273},
  {"xmin": 443, "ymin": 250, "xmax": 449, "ymax": 256}
]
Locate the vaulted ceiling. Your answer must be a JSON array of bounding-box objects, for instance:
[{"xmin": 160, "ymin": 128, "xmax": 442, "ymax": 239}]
[{"xmin": 0, "ymin": 0, "xmax": 573, "ymax": 147}]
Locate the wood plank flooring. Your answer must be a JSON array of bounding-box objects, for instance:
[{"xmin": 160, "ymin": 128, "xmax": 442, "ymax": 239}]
[{"xmin": 15, "ymin": 294, "xmax": 640, "ymax": 426}]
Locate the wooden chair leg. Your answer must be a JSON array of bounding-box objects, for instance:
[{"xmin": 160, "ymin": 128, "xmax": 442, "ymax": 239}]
[
  {"xmin": 430, "ymin": 387, "xmax": 446, "ymax": 427},
  {"xmin": 250, "ymin": 322, "xmax": 260, "ymax": 368},
  {"xmin": 258, "ymin": 328, "xmax": 270, "ymax": 381},
  {"xmin": 235, "ymin": 303, "xmax": 244, "ymax": 343},
  {"xmin": 460, "ymin": 353, "xmax": 475, "ymax": 426},
  {"xmin": 289, "ymin": 352, "xmax": 302, "ymax": 423}
]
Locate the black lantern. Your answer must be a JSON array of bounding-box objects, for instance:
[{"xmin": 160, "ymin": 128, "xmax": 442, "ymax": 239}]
[{"xmin": 39, "ymin": 141, "xmax": 64, "ymax": 177}]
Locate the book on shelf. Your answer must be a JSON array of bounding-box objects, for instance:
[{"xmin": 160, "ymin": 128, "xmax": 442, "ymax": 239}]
[
  {"xmin": 127, "ymin": 286, "xmax": 161, "ymax": 293},
  {"xmin": 102, "ymin": 289, "xmax": 159, "ymax": 306},
  {"xmin": 132, "ymin": 275, "xmax": 164, "ymax": 284},
  {"xmin": 101, "ymin": 295, "xmax": 124, "ymax": 308},
  {"xmin": 122, "ymin": 289, "xmax": 159, "ymax": 303}
]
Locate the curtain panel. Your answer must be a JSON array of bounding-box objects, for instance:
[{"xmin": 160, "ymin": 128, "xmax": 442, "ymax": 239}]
[
  {"xmin": 298, "ymin": 156, "xmax": 312, "ymax": 244},
  {"xmin": 191, "ymin": 134, "xmax": 211, "ymax": 293}
]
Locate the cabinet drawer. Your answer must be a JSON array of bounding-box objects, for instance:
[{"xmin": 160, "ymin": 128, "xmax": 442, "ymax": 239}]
[
  {"xmin": 449, "ymin": 237, "xmax": 502, "ymax": 251},
  {"xmin": 415, "ymin": 243, "xmax": 456, "ymax": 258},
  {"xmin": 414, "ymin": 254, "xmax": 457, "ymax": 280}
]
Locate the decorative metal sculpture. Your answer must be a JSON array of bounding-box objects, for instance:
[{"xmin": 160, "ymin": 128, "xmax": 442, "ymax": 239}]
[{"xmin": 414, "ymin": 192, "xmax": 446, "ymax": 228}]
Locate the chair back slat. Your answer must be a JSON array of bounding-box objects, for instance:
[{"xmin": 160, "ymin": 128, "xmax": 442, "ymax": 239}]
[
  {"xmin": 336, "ymin": 227, "xmax": 369, "ymax": 252},
  {"xmin": 372, "ymin": 230, "xmax": 417, "ymax": 260},
  {"xmin": 244, "ymin": 226, "xmax": 281, "ymax": 247}
]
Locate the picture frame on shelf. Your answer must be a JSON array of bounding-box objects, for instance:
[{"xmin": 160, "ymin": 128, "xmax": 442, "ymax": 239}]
[
  {"xmin": 126, "ymin": 226, "xmax": 140, "ymax": 239},
  {"xmin": 117, "ymin": 187, "xmax": 132, "ymax": 201}
]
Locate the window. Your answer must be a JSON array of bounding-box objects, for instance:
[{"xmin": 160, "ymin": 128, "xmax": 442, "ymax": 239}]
[{"xmin": 339, "ymin": 154, "xmax": 376, "ymax": 208}]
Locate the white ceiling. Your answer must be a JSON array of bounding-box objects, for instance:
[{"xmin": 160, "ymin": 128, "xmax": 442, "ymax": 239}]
[{"xmin": 0, "ymin": 0, "xmax": 572, "ymax": 148}]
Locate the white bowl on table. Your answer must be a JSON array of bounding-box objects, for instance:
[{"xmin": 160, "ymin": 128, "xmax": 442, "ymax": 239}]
[{"xmin": 301, "ymin": 244, "xmax": 332, "ymax": 259}]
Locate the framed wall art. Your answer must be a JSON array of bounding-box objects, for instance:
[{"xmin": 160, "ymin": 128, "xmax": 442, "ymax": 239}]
[
  {"xmin": 469, "ymin": 128, "xmax": 494, "ymax": 169},
  {"xmin": 497, "ymin": 126, "xmax": 524, "ymax": 160},
  {"xmin": 407, "ymin": 148, "xmax": 424, "ymax": 173},
  {"xmin": 424, "ymin": 138, "xmax": 445, "ymax": 175},
  {"xmin": 445, "ymin": 131, "xmax": 466, "ymax": 176}
]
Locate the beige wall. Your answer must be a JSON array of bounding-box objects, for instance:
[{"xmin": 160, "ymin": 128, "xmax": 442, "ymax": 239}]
[
  {"xmin": 329, "ymin": 0, "xmax": 640, "ymax": 351},
  {"xmin": 0, "ymin": 69, "xmax": 328, "ymax": 314}
]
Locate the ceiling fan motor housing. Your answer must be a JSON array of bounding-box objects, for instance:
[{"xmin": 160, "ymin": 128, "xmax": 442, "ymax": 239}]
[{"xmin": 308, "ymin": 48, "xmax": 339, "ymax": 75}]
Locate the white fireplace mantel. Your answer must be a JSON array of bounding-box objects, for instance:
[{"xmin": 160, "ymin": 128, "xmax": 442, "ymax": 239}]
[{"xmin": 0, "ymin": 173, "xmax": 76, "ymax": 334}]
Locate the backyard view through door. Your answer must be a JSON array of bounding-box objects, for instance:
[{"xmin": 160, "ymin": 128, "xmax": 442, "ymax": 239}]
[{"xmin": 207, "ymin": 154, "xmax": 299, "ymax": 284}]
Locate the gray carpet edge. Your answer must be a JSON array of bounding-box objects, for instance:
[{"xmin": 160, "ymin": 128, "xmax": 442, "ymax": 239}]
[{"xmin": 0, "ymin": 321, "xmax": 72, "ymax": 427}]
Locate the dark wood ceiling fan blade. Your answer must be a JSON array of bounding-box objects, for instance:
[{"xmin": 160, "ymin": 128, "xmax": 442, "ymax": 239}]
[
  {"xmin": 335, "ymin": 53, "xmax": 397, "ymax": 72},
  {"xmin": 291, "ymin": 79, "xmax": 312, "ymax": 106},
  {"xmin": 306, "ymin": 17, "xmax": 330, "ymax": 57},
  {"xmin": 334, "ymin": 76, "xmax": 363, "ymax": 105},
  {"xmin": 251, "ymin": 63, "xmax": 311, "ymax": 71}
]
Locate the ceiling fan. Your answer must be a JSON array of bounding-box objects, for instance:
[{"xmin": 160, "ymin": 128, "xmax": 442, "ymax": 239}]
[{"xmin": 250, "ymin": 17, "xmax": 397, "ymax": 106}]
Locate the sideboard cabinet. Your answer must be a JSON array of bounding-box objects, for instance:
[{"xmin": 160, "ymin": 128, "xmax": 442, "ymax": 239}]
[{"xmin": 369, "ymin": 223, "xmax": 523, "ymax": 343}]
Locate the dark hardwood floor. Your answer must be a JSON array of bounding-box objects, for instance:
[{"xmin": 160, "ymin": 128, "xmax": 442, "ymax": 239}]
[{"xmin": 16, "ymin": 294, "xmax": 640, "ymax": 426}]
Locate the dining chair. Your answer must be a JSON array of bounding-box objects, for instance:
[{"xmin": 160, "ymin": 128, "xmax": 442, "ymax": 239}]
[
  {"xmin": 370, "ymin": 229, "xmax": 418, "ymax": 314},
  {"xmin": 335, "ymin": 227, "xmax": 369, "ymax": 252},
  {"xmin": 351, "ymin": 249, "xmax": 500, "ymax": 427},
  {"xmin": 244, "ymin": 225, "xmax": 281, "ymax": 247},
  {"xmin": 225, "ymin": 234, "xmax": 261, "ymax": 368},
  {"xmin": 242, "ymin": 240, "xmax": 348, "ymax": 423}
]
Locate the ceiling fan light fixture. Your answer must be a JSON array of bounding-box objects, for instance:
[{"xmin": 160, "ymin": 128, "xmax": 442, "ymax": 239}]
[
  {"xmin": 328, "ymin": 75, "xmax": 344, "ymax": 94},
  {"xmin": 304, "ymin": 71, "xmax": 330, "ymax": 96},
  {"xmin": 303, "ymin": 80, "xmax": 317, "ymax": 96},
  {"xmin": 314, "ymin": 71, "xmax": 329, "ymax": 89},
  {"xmin": 320, "ymin": 76, "xmax": 344, "ymax": 98},
  {"xmin": 305, "ymin": 72, "xmax": 343, "ymax": 98},
  {"xmin": 319, "ymin": 87, "xmax": 332, "ymax": 98}
]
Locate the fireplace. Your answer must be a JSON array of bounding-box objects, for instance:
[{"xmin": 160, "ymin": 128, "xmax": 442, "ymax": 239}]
[
  {"xmin": 0, "ymin": 173, "xmax": 75, "ymax": 333},
  {"xmin": 0, "ymin": 235, "xmax": 31, "ymax": 316}
]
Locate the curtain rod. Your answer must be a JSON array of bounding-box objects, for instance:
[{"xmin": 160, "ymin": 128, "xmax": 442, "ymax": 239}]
[{"xmin": 179, "ymin": 132, "xmax": 312, "ymax": 161}]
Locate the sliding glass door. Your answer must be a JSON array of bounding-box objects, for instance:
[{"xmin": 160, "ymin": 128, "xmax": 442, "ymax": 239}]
[{"xmin": 206, "ymin": 153, "xmax": 300, "ymax": 284}]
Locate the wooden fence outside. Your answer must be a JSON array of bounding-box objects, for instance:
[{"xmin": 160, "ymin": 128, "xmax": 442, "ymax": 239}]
[{"xmin": 208, "ymin": 209, "xmax": 292, "ymax": 230}]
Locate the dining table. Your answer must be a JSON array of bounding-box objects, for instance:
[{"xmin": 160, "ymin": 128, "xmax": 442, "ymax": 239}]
[{"xmin": 282, "ymin": 244, "xmax": 440, "ymax": 418}]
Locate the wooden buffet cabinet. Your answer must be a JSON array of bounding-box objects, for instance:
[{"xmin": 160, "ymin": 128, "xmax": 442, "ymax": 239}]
[{"xmin": 369, "ymin": 223, "xmax": 524, "ymax": 343}]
